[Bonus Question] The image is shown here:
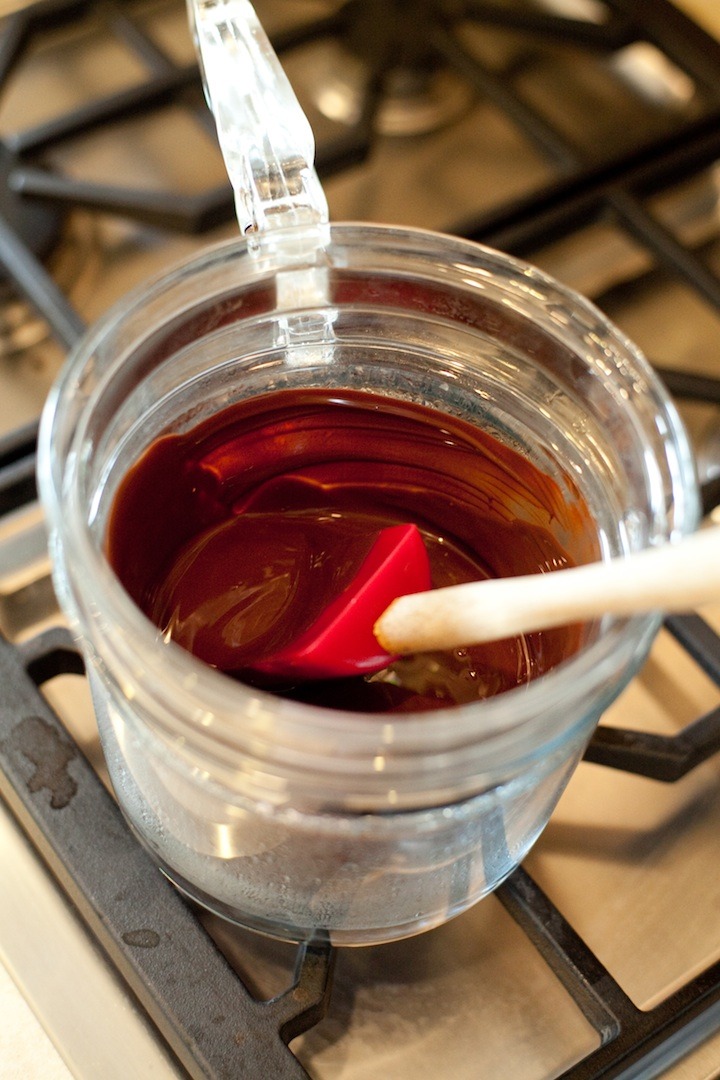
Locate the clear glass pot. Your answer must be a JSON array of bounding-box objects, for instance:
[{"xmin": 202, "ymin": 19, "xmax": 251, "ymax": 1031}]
[{"xmin": 38, "ymin": 224, "xmax": 698, "ymax": 945}]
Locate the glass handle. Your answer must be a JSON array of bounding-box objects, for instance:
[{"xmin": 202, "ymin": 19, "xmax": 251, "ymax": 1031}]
[{"xmin": 188, "ymin": 0, "xmax": 329, "ymax": 240}]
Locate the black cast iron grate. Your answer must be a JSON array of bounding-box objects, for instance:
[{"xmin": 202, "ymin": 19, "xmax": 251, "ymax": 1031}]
[
  {"xmin": 2, "ymin": 0, "xmax": 720, "ymax": 1077},
  {"xmin": 0, "ymin": 624, "xmax": 336, "ymax": 1080},
  {"xmin": 3, "ymin": 450, "xmax": 720, "ymax": 1078},
  {"xmin": 1, "ymin": 0, "xmax": 720, "ymax": 351}
]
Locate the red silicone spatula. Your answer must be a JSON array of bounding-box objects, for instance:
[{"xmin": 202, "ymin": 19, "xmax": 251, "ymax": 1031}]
[
  {"xmin": 251, "ymin": 523, "xmax": 431, "ymax": 681},
  {"xmin": 250, "ymin": 520, "xmax": 720, "ymax": 683}
]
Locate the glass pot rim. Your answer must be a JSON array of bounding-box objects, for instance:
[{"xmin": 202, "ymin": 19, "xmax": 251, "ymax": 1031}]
[{"xmin": 38, "ymin": 222, "xmax": 699, "ymax": 783}]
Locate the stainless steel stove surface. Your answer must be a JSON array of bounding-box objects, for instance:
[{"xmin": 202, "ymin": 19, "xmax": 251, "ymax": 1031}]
[{"xmin": 2, "ymin": 1, "xmax": 720, "ymax": 1077}]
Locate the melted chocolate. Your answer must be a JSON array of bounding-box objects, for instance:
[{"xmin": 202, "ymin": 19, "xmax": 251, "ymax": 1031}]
[{"xmin": 106, "ymin": 388, "xmax": 599, "ymax": 712}]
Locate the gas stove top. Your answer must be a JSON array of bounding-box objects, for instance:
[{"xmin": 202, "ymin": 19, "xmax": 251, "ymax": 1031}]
[{"xmin": 2, "ymin": 2, "xmax": 720, "ymax": 1077}]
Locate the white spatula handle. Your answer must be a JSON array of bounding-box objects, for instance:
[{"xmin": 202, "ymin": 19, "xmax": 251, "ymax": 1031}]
[{"xmin": 376, "ymin": 527, "xmax": 720, "ymax": 654}]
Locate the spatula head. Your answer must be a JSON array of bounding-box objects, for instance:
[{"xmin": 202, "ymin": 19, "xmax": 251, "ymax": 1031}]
[{"xmin": 250, "ymin": 522, "xmax": 431, "ymax": 681}]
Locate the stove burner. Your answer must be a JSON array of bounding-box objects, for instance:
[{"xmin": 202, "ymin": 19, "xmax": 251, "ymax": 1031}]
[
  {"xmin": 313, "ymin": 56, "xmax": 473, "ymax": 136},
  {"xmin": 307, "ymin": 0, "xmax": 474, "ymax": 136},
  {"xmin": 0, "ymin": 217, "xmax": 99, "ymax": 360},
  {"xmin": 0, "ymin": 144, "xmax": 62, "ymax": 265},
  {"xmin": 0, "ymin": 142, "xmax": 66, "ymax": 356},
  {"xmin": 0, "ymin": 203, "xmax": 97, "ymax": 359}
]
